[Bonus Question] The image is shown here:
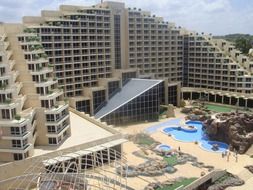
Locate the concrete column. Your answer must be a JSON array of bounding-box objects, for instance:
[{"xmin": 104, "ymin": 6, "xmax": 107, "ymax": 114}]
[
  {"xmin": 214, "ymin": 94, "xmax": 217, "ymax": 102},
  {"xmin": 164, "ymin": 79, "xmax": 168, "ymax": 105},
  {"xmin": 190, "ymin": 92, "xmax": 192, "ymax": 100},
  {"xmin": 222, "ymin": 95, "xmax": 224, "ymax": 104},
  {"xmin": 245, "ymin": 99, "xmax": 248, "ymax": 108},
  {"xmin": 62, "ymin": 162, "xmax": 65, "ymax": 172},
  {"xmin": 78, "ymin": 156, "xmax": 82, "ymax": 171},
  {"xmin": 229, "ymin": 97, "xmax": 231, "ymax": 105},
  {"xmin": 100, "ymin": 150, "xmax": 104, "ymax": 166},
  {"xmin": 176, "ymin": 82, "xmax": 181, "ymax": 106},
  {"xmin": 107, "ymin": 148, "xmax": 111, "ymax": 165},
  {"xmin": 93, "ymin": 153, "xmax": 96, "ymax": 170}
]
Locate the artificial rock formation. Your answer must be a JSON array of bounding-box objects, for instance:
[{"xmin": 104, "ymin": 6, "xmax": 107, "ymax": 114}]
[
  {"xmin": 245, "ymin": 165, "xmax": 253, "ymax": 174},
  {"xmin": 181, "ymin": 106, "xmax": 212, "ymax": 121},
  {"xmin": 203, "ymin": 112, "xmax": 253, "ymax": 153},
  {"xmin": 207, "ymin": 173, "xmax": 244, "ymax": 190}
]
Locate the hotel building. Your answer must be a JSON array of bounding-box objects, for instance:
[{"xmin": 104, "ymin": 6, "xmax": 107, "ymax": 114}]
[
  {"xmin": 0, "ymin": 25, "xmax": 71, "ymax": 162},
  {"xmin": 0, "ymin": 1, "xmax": 253, "ymax": 161}
]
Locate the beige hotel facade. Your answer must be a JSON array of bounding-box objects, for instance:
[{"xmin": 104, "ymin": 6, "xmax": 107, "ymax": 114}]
[{"xmin": 0, "ymin": 1, "xmax": 253, "ymax": 162}]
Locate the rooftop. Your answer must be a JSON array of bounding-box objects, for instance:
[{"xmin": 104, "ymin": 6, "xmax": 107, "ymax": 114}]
[
  {"xmin": 95, "ymin": 78, "xmax": 163, "ymax": 119},
  {"xmin": 33, "ymin": 111, "xmax": 113, "ymax": 156}
]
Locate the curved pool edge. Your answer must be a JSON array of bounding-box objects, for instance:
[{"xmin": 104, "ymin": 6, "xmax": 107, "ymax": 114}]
[
  {"xmin": 161, "ymin": 127, "xmax": 196, "ymax": 143},
  {"xmin": 162, "ymin": 125, "xmax": 198, "ymax": 133},
  {"xmin": 199, "ymin": 140, "xmax": 229, "ymax": 153},
  {"xmin": 160, "ymin": 122, "xmax": 229, "ymax": 153},
  {"xmin": 155, "ymin": 144, "xmax": 172, "ymax": 151},
  {"xmin": 185, "ymin": 120, "xmax": 203, "ymax": 124}
]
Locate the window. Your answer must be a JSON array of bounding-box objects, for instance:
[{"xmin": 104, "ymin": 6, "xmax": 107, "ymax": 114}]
[
  {"xmin": 76, "ymin": 100, "xmax": 90, "ymax": 114},
  {"xmin": 12, "ymin": 140, "xmax": 22, "ymax": 148},
  {"xmin": 93, "ymin": 90, "xmax": 106, "ymax": 113},
  {"xmin": 41, "ymin": 100, "xmax": 50, "ymax": 108},
  {"xmin": 108, "ymin": 81, "xmax": 120, "ymax": 98},
  {"xmin": 46, "ymin": 114, "xmax": 54, "ymax": 122},
  {"xmin": 1, "ymin": 109, "xmax": 10, "ymax": 119},
  {"xmin": 10, "ymin": 127, "xmax": 20, "ymax": 135},
  {"xmin": 10, "ymin": 126, "xmax": 27, "ymax": 136},
  {"xmin": 13, "ymin": 153, "xmax": 23, "ymax": 160},
  {"xmin": 0, "ymin": 56, "xmax": 2, "ymax": 62},
  {"xmin": 61, "ymin": 109, "xmax": 68, "ymax": 117},
  {"xmin": 48, "ymin": 137, "xmax": 57, "ymax": 145},
  {"xmin": 47, "ymin": 125, "xmax": 56, "ymax": 133}
]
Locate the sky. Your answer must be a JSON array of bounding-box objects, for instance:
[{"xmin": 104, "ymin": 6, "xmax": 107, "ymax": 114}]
[{"xmin": 0, "ymin": 0, "xmax": 252, "ymax": 35}]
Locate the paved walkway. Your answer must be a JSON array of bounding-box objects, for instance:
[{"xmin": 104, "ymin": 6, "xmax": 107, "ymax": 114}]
[
  {"xmin": 245, "ymin": 144, "xmax": 253, "ymax": 156},
  {"xmin": 144, "ymin": 118, "xmax": 181, "ymax": 134}
]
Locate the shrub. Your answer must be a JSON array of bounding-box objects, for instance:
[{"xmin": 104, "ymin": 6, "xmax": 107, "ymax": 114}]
[
  {"xmin": 5, "ymin": 99, "xmax": 11, "ymax": 104},
  {"xmin": 0, "ymin": 84, "xmax": 7, "ymax": 90},
  {"xmin": 14, "ymin": 115, "xmax": 21, "ymax": 120},
  {"xmin": 180, "ymin": 99, "xmax": 186, "ymax": 107}
]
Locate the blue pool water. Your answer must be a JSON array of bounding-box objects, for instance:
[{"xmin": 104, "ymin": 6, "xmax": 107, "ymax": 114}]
[
  {"xmin": 157, "ymin": 144, "xmax": 172, "ymax": 151},
  {"xmin": 162, "ymin": 121, "xmax": 229, "ymax": 153},
  {"xmin": 145, "ymin": 118, "xmax": 181, "ymax": 134}
]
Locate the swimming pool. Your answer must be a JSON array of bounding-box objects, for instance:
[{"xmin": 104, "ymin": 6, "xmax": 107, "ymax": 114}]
[
  {"xmin": 156, "ymin": 144, "xmax": 172, "ymax": 151},
  {"xmin": 162, "ymin": 121, "xmax": 229, "ymax": 153}
]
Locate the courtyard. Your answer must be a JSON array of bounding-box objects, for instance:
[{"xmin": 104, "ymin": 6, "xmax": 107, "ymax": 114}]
[{"xmin": 117, "ymin": 106, "xmax": 253, "ymax": 190}]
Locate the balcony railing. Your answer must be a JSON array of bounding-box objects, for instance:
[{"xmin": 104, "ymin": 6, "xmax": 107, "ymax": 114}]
[{"xmin": 47, "ymin": 124, "xmax": 70, "ymax": 135}]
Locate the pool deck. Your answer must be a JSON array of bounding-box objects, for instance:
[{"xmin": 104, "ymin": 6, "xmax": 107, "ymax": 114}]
[
  {"xmin": 117, "ymin": 107, "xmax": 253, "ymax": 189},
  {"xmin": 145, "ymin": 118, "xmax": 182, "ymax": 134}
]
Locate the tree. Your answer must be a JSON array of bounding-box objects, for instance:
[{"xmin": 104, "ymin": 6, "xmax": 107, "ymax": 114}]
[{"xmin": 235, "ymin": 37, "xmax": 252, "ymax": 54}]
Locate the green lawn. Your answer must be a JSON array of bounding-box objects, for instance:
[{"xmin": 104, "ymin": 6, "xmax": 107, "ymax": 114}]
[
  {"xmin": 163, "ymin": 155, "xmax": 178, "ymax": 166},
  {"xmin": 205, "ymin": 104, "xmax": 233, "ymax": 113},
  {"xmin": 136, "ymin": 135, "xmax": 155, "ymax": 146},
  {"xmin": 157, "ymin": 178, "xmax": 197, "ymax": 190}
]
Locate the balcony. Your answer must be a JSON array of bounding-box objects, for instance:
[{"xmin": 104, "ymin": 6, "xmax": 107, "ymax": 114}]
[
  {"xmin": 45, "ymin": 101, "xmax": 68, "ymax": 114},
  {"xmin": 6, "ymin": 50, "xmax": 12, "ymax": 60},
  {"xmin": 30, "ymin": 67, "xmax": 53, "ymax": 75},
  {"xmin": 12, "ymin": 70, "xmax": 19, "ymax": 81},
  {"xmin": 1, "ymin": 130, "xmax": 31, "ymax": 140},
  {"xmin": 46, "ymin": 124, "xmax": 70, "ymax": 137},
  {"xmin": 0, "ymin": 72, "xmax": 10, "ymax": 81},
  {"xmin": 24, "ymin": 49, "xmax": 44, "ymax": 55},
  {"xmin": 34, "ymin": 78, "xmax": 57, "ymax": 87},
  {"xmin": 40, "ymin": 89, "xmax": 63, "ymax": 100},
  {"xmin": 0, "ymin": 143, "xmax": 32, "ymax": 154},
  {"xmin": 0, "ymin": 95, "xmax": 26, "ymax": 109},
  {"xmin": 4, "ymin": 41, "xmax": 10, "ymax": 50},
  {"xmin": 20, "ymin": 107, "xmax": 36, "ymax": 122},
  {"xmin": 26, "ymin": 58, "xmax": 48, "ymax": 65},
  {"xmin": 45, "ymin": 113, "xmax": 69, "ymax": 126},
  {"xmin": 9, "ymin": 60, "xmax": 15, "ymax": 70}
]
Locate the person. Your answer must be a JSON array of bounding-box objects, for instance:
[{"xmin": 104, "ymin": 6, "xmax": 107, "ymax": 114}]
[
  {"xmin": 178, "ymin": 146, "xmax": 181, "ymax": 152},
  {"xmin": 227, "ymin": 150, "xmax": 230, "ymax": 162},
  {"xmin": 235, "ymin": 151, "xmax": 238, "ymax": 162}
]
